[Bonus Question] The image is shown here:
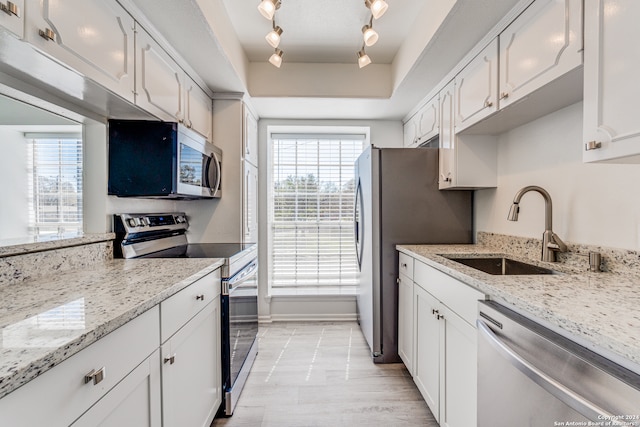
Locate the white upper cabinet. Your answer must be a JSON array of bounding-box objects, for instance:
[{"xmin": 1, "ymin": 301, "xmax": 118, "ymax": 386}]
[
  {"xmin": 244, "ymin": 162, "xmax": 258, "ymax": 243},
  {"xmin": 0, "ymin": 0, "xmax": 23, "ymax": 38},
  {"xmin": 455, "ymin": 38, "xmax": 499, "ymax": 132},
  {"xmin": 404, "ymin": 94, "xmax": 439, "ymax": 148},
  {"xmin": 499, "ymin": 0, "xmax": 583, "ymax": 108},
  {"xmin": 25, "ymin": 0, "xmax": 135, "ymax": 103},
  {"xmin": 439, "ymin": 80, "xmax": 456, "ymax": 188},
  {"xmin": 135, "ymin": 25, "xmax": 184, "ymax": 122},
  {"xmin": 184, "ymin": 76, "xmax": 213, "ymax": 141},
  {"xmin": 583, "ymin": 0, "xmax": 640, "ymax": 163},
  {"xmin": 403, "ymin": 114, "xmax": 419, "ymax": 147},
  {"xmin": 244, "ymin": 107, "xmax": 258, "ymax": 166},
  {"xmin": 417, "ymin": 94, "xmax": 440, "ymax": 145}
]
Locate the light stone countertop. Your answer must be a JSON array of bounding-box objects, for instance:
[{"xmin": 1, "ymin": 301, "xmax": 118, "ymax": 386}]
[
  {"xmin": 0, "ymin": 257, "xmax": 224, "ymax": 399},
  {"xmin": 0, "ymin": 233, "xmax": 116, "ymax": 258},
  {"xmin": 397, "ymin": 244, "xmax": 640, "ymax": 372}
]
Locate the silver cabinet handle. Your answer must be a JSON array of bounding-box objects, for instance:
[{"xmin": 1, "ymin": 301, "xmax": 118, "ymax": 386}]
[
  {"xmin": 0, "ymin": 1, "xmax": 19, "ymax": 17},
  {"xmin": 195, "ymin": 294, "xmax": 205, "ymax": 301},
  {"xmin": 484, "ymin": 100, "xmax": 494, "ymax": 108},
  {"xmin": 585, "ymin": 141, "xmax": 602, "ymax": 151},
  {"xmin": 39, "ymin": 28, "xmax": 56, "ymax": 42},
  {"xmin": 164, "ymin": 354, "xmax": 176, "ymax": 365},
  {"xmin": 477, "ymin": 319, "xmax": 616, "ymax": 422},
  {"xmin": 84, "ymin": 367, "xmax": 106, "ymax": 385},
  {"xmin": 500, "ymin": 92, "xmax": 509, "ymax": 100}
]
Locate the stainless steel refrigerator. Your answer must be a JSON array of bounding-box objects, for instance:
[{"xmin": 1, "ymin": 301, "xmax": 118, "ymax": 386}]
[{"xmin": 354, "ymin": 146, "xmax": 473, "ymax": 363}]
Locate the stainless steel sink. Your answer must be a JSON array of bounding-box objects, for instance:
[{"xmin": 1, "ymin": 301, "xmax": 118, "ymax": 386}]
[{"xmin": 443, "ymin": 256, "xmax": 559, "ymax": 275}]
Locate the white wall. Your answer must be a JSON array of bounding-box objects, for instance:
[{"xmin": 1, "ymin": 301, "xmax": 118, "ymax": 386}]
[
  {"xmin": 257, "ymin": 119, "xmax": 403, "ymax": 321},
  {"xmin": 475, "ymin": 102, "xmax": 640, "ymax": 251},
  {"xmin": 0, "ymin": 128, "xmax": 29, "ymax": 239}
]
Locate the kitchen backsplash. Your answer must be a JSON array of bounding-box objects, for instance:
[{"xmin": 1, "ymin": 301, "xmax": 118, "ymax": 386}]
[
  {"xmin": 0, "ymin": 234, "xmax": 115, "ymax": 287},
  {"xmin": 477, "ymin": 232, "xmax": 640, "ymax": 274}
]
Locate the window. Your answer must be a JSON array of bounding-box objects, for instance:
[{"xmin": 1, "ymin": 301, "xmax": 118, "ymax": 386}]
[
  {"xmin": 28, "ymin": 136, "xmax": 83, "ymax": 236},
  {"xmin": 269, "ymin": 132, "xmax": 366, "ymax": 295}
]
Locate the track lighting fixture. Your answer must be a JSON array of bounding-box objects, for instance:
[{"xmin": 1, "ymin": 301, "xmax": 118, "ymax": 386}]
[
  {"xmin": 357, "ymin": 48, "xmax": 371, "ymax": 68},
  {"xmin": 269, "ymin": 48, "xmax": 284, "ymax": 68},
  {"xmin": 266, "ymin": 24, "xmax": 283, "ymax": 48},
  {"xmin": 258, "ymin": 0, "xmax": 281, "ymax": 21},
  {"xmin": 365, "ymin": 0, "xmax": 388, "ymax": 19}
]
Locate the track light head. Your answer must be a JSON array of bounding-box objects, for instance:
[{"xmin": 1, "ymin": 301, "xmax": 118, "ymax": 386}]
[
  {"xmin": 258, "ymin": 0, "xmax": 281, "ymax": 20},
  {"xmin": 365, "ymin": 0, "xmax": 388, "ymax": 19},
  {"xmin": 269, "ymin": 48, "xmax": 284, "ymax": 68},
  {"xmin": 266, "ymin": 25, "xmax": 283, "ymax": 48},
  {"xmin": 362, "ymin": 25, "xmax": 378, "ymax": 47},
  {"xmin": 357, "ymin": 49, "xmax": 371, "ymax": 68}
]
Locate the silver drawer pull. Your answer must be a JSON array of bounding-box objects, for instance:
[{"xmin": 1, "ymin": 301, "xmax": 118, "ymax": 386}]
[
  {"xmin": 0, "ymin": 1, "xmax": 19, "ymax": 17},
  {"xmin": 164, "ymin": 354, "xmax": 176, "ymax": 365},
  {"xmin": 84, "ymin": 367, "xmax": 106, "ymax": 385},
  {"xmin": 585, "ymin": 141, "xmax": 602, "ymax": 151},
  {"xmin": 500, "ymin": 92, "xmax": 509, "ymax": 100},
  {"xmin": 39, "ymin": 28, "xmax": 56, "ymax": 42},
  {"xmin": 195, "ymin": 294, "xmax": 205, "ymax": 301},
  {"xmin": 484, "ymin": 100, "xmax": 493, "ymax": 108}
]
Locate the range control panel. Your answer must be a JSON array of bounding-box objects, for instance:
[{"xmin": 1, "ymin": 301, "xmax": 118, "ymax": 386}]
[{"xmin": 115, "ymin": 213, "xmax": 189, "ymax": 235}]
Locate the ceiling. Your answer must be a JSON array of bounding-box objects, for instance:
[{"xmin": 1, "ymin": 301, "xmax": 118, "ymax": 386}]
[{"xmin": 127, "ymin": 0, "xmax": 525, "ymax": 120}]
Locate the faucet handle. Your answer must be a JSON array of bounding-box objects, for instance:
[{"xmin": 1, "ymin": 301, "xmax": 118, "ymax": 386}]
[{"xmin": 547, "ymin": 233, "xmax": 568, "ymax": 252}]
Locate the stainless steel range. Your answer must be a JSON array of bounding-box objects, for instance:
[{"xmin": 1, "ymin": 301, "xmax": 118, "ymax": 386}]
[{"xmin": 114, "ymin": 213, "xmax": 258, "ymax": 417}]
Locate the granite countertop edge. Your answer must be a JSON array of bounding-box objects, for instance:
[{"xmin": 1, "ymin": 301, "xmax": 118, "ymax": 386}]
[
  {"xmin": 396, "ymin": 244, "xmax": 640, "ymax": 372},
  {"xmin": 0, "ymin": 258, "xmax": 225, "ymax": 399}
]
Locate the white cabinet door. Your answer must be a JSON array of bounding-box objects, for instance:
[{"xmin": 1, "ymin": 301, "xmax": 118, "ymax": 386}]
[
  {"xmin": 499, "ymin": 0, "xmax": 583, "ymax": 109},
  {"xmin": 403, "ymin": 114, "xmax": 419, "ymax": 147},
  {"xmin": 440, "ymin": 305, "xmax": 477, "ymax": 427},
  {"xmin": 413, "ymin": 284, "xmax": 441, "ymax": 422},
  {"xmin": 455, "ymin": 39, "xmax": 498, "ymax": 132},
  {"xmin": 397, "ymin": 273, "xmax": 414, "ymax": 376},
  {"xmin": 71, "ymin": 349, "xmax": 161, "ymax": 427},
  {"xmin": 244, "ymin": 107, "xmax": 259, "ymax": 166},
  {"xmin": 135, "ymin": 25, "xmax": 184, "ymax": 122},
  {"xmin": 0, "ymin": 0, "xmax": 23, "ymax": 38},
  {"xmin": 243, "ymin": 161, "xmax": 258, "ymax": 244},
  {"xmin": 439, "ymin": 80, "xmax": 456, "ymax": 189},
  {"xmin": 161, "ymin": 297, "xmax": 221, "ymax": 427},
  {"xmin": 583, "ymin": 0, "xmax": 640, "ymax": 163},
  {"xmin": 25, "ymin": 0, "xmax": 135, "ymax": 103},
  {"xmin": 184, "ymin": 76, "xmax": 212, "ymax": 141},
  {"xmin": 417, "ymin": 94, "xmax": 440, "ymax": 145}
]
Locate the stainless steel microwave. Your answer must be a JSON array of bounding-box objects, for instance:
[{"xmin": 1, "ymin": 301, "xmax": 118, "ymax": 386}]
[{"xmin": 108, "ymin": 120, "xmax": 222, "ymax": 199}]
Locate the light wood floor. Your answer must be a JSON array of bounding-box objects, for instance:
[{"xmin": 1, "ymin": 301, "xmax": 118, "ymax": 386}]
[{"xmin": 213, "ymin": 322, "xmax": 438, "ymax": 427}]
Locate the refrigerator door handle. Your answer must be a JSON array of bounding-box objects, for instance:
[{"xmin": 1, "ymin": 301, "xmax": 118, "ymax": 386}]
[{"xmin": 354, "ymin": 179, "xmax": 364, "ymax": 270}]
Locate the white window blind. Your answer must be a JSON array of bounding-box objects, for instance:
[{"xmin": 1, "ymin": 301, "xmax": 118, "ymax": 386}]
[
  {"xmin": 28, "ymin": 136, "xmax": 83, "ymax": 236},
  {"xmin": 270, "ymin": 134, "xmax": 365, "ymax": 293}
]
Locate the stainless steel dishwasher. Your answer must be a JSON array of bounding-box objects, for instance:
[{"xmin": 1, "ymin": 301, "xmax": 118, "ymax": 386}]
[{"xmin": 477, "ymin": 301, "xmax": 640, "ymax": 427}]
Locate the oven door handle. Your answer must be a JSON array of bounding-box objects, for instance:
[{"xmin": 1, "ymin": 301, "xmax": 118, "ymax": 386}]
[
  {"xmin": 477, "ymin": 319, "xmax": 619, "ymax": 424},
  {"xmin": 225, "ymin": 261, "xmax": 258, "ymax": 295}
]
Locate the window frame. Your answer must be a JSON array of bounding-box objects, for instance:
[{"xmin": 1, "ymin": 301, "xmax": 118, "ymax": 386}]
[{"xmin": 267, "ymin": 126, "xmax": 370, "ymax": 296}]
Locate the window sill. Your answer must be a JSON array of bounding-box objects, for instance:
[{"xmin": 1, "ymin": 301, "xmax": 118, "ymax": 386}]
[{"xmin": 269, "ymin": 286, "xmax": 356, "ymax": 297}]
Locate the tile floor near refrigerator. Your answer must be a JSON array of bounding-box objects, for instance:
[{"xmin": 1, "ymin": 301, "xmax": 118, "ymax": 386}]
[{"xmin": 213, "ymin": 322, "xmax": 437, "ymax": 427}]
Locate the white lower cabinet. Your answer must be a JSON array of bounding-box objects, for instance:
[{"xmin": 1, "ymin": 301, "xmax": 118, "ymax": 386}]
[
  {"xmin": 397, "ymin": 272, "xmax": 414, "ymax": 375},
  {"xmin": 400, "ymin": 254, "xmax": 484, "ymax": 427},
  {"xmin": 0, "ymin": 306, "xmax": 160, "ymax": 427},
  {"xmin": 71, "ymin": 349, "xmax": 162, "ymax": 427},
  {"xmin": 160, "ymin": 277, "xmax": 222, "ymax": 427}
]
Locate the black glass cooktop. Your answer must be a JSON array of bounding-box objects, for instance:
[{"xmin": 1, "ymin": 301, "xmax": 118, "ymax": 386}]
[{"xmin": 140, "ymin": 243, "xmax": 255, "ymax": 259}]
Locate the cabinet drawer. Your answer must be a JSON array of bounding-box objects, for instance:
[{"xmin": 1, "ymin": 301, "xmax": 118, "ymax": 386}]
[
  {"xmin": 161, "ymin": 269, "xmax": 221, "ymax": 342},
  {"xmin": 414, "ymin": 261, "xmax": 485, "ymax": 326},
  {"xmin": 0, "ymin": 306, "xmax": 160, "ymax": 427},
  {"xmin": 398, "ymin": 252, "xmax": 414, "ymax": 280}
]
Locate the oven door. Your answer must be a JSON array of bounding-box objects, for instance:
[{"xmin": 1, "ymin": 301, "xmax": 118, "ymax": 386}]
[{"xmin": 221, "ymin": 260, "xmax": 258, "ymax": 416}]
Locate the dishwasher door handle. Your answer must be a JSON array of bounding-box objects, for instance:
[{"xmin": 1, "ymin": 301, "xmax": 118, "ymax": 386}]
[{"xmin": 477, "ymin": 319, "xmax": 621, "ymax": 425}]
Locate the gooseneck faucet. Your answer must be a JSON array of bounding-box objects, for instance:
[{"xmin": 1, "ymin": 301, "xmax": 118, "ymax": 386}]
[{"xmin": 507, "ymin": 185, "xmax": 567, "ymax": 262}]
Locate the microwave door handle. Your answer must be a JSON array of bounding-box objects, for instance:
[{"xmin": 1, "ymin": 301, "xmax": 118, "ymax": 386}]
[
  {"xmin": 203, "ymin": 155, "xmax": 212, "ymax": 188},
  {"xmin": 212, "ymin": 152, "xmax": 222, "ymax": 192}
]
